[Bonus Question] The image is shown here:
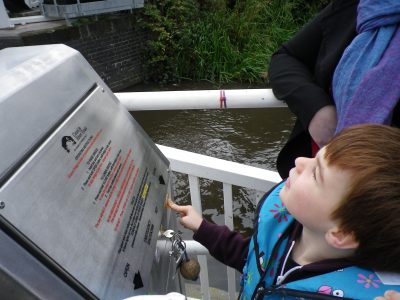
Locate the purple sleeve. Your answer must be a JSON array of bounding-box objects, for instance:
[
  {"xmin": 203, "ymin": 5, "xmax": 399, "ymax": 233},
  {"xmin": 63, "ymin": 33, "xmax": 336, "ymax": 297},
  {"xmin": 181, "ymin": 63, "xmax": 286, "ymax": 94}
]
[{"xmin": 193, "ymin": 219, "xmax": 250, "ymax": 273}]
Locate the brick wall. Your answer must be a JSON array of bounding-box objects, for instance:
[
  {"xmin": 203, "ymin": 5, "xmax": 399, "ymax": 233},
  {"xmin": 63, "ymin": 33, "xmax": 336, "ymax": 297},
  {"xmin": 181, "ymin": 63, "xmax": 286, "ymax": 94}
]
[{"xmin": 1, "ymin": 11, "xmax": 147, "ymax": 91}]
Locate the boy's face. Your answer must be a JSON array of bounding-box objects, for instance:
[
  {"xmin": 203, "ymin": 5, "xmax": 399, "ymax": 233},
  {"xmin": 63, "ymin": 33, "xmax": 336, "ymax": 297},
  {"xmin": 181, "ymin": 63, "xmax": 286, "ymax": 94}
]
[{"xmin": 279, "ymin": 147, "xmax": 352, "ymax": 233}]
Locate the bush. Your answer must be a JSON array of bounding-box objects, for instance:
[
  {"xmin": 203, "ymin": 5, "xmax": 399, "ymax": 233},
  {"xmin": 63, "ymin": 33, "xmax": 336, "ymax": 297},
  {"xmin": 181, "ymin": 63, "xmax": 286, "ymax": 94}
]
[
  {"xmin": 141, "ymin": 0, "xmax": 329, "ymax": 84},
  {"xmin": 140, "ymin": 0, "xmax": 200, "ymax": 83}
]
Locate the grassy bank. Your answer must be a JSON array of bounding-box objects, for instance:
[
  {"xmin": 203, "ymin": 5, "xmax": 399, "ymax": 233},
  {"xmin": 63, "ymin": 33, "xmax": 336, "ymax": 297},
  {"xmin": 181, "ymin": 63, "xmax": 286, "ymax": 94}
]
[{"xmin": 141, "ymin": 0, "xmax": 329, "ymax": 84}]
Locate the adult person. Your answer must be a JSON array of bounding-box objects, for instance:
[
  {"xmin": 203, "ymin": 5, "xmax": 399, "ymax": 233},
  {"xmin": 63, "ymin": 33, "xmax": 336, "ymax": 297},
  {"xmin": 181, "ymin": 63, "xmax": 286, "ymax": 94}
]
[{"xmin": 268, "ymin": 0, "xmax": 400, "ymax": 179}]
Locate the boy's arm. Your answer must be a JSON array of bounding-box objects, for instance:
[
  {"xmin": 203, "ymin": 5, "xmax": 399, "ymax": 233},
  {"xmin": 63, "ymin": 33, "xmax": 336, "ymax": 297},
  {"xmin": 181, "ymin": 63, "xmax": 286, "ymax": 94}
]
[
  {"xmin": 169, "ymin": 202, "xmax": 250, "ymax": 272},
  {"xmin": 193, "ymin": 219, "xmax": 250, "ymax": 273}
]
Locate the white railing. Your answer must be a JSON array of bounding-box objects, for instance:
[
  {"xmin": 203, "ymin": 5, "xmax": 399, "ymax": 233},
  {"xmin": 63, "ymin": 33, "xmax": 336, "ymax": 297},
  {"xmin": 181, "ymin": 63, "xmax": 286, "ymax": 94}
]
[
  {"xmin": 0, "ymin": 0, "xmax": 143, "ymax": 29},
  {"xmin": 116, "ymin": 89, "xmax": 286, "ymax": 111},
  {"xmin": 157, "ymin": 144, "xmax": 281, "ymax": 299},
  {"xmin": 0, "ymin": 0, "xmax": 59, "ymax": 28},
  {"xmin": 41, "ymin": 0, "xmax": 144, "ymax": 19}
]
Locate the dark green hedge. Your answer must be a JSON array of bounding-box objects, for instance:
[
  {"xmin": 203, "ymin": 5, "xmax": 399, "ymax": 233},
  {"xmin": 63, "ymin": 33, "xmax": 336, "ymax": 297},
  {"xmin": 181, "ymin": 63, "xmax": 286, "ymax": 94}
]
[{"xmin": 140, "ymin": 0, "xmax": 330, "ymax": 84}]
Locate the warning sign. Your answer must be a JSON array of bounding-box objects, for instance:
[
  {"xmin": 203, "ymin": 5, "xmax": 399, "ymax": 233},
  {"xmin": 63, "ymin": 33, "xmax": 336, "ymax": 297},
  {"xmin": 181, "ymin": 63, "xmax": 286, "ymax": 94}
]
[{"xmin": 0, "ymin": 86, "xmax": 170, "ymax": 299}]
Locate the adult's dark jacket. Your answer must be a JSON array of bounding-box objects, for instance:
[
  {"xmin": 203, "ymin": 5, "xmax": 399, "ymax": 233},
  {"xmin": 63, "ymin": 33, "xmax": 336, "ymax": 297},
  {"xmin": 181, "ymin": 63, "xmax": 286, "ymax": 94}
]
[{"xmin": 268, "ymin": 0, "xmax": 359, "ymax": 179}]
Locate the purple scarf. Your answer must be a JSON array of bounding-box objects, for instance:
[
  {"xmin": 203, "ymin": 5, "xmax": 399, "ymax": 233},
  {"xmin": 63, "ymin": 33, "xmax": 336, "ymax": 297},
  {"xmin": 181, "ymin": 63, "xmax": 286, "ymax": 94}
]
[{"xmin": 332, "ymin": 0, "xmax": 400, "ymax": 134}]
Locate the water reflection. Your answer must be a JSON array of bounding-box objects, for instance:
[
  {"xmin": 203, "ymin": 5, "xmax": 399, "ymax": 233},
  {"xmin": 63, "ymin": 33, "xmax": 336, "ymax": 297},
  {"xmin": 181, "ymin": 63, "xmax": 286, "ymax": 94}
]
[{"xmin": 131, "ymin": 108, "xmax": 294, "ymax": 236}]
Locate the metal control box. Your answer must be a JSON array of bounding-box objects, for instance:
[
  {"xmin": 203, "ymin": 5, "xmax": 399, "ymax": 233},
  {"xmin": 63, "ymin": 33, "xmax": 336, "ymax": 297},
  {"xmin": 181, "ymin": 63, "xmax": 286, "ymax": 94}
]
[{"xmin": 0, "ymin": 45, "xmax": 170, "ymax": 299}]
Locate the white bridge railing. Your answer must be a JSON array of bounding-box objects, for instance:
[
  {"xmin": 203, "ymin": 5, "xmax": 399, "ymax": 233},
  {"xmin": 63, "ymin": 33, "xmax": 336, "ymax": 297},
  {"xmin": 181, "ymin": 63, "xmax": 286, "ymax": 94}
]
[
  {"xmin": 116, "ymin": 89, "xmax": 286, "ymax": 111},
  {"xmin": 156, "ymin": 145, "xmax": 281, "ymax": 299},
  {"xmin": 0, "ymin": 0, "xmax": 143, "ymax": 29}
]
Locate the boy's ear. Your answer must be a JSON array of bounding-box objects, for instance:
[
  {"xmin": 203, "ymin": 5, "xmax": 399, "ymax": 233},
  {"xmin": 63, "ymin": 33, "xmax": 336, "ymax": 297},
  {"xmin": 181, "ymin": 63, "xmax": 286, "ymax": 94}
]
[{"xmin": 326, "ymin": 227, "xmax": 359, "ymax": 250}]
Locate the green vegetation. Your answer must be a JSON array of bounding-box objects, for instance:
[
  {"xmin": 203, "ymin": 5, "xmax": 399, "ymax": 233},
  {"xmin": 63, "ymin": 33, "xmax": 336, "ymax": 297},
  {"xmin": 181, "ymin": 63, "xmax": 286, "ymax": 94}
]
[{"xmin": 141, "ymin": 0, "xmax": 329, "ymax": 84}]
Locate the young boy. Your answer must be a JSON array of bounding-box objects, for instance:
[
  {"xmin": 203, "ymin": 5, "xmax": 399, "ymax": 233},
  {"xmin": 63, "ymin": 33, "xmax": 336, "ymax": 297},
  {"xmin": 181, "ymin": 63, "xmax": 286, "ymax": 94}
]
[{"xmin": 170, "ymin": 124, "xmax": 400, "ymax": 299}]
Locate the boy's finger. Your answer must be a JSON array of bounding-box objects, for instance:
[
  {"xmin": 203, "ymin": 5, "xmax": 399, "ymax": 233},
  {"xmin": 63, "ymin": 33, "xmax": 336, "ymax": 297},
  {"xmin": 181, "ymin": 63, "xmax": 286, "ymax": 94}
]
[
  {"xmin": 384, "ymin": 291, "xmax": 399, "ymax": 299},
  {"xmin": 169, "ymin": 202, "xmax": 186, "ymax": 212},
  {"xmin": 164, "ymin": 196, "xmax": 175, "ymax": 209}
]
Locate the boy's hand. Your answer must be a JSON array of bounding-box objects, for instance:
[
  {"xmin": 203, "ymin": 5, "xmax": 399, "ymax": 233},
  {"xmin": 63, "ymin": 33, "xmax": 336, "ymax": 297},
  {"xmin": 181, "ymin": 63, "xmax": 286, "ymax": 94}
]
[
  {"xmin": 308, "ymin": 105, "xmax": 337, "ymax": 147},
  {"xmin": 169, "ymin": 203, "xmax": 203, "ymax": 232},
  {"xmin": 375, "ymin": 291, "xmax": 400, "ymax": 300}
]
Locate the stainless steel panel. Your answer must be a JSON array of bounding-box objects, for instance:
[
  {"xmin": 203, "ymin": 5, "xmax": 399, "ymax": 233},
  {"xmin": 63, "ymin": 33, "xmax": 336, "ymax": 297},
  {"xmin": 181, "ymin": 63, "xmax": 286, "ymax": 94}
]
[
  {"xmin": 0, "ymin": 45, "xmax": 95, "ymax": 183},
  {"xmin": 0, "ymin": 85, "xmax": 170, "ymax": 299},
  {"xmin": 0, "ymin": 229, "xmax": 85, "ymax": 300}
]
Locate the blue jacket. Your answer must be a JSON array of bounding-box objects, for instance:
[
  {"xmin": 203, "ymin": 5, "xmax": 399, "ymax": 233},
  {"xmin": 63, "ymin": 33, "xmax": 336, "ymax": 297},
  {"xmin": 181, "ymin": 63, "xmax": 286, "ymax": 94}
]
[{"xmin": 241, "ymin": 182, "xmax": 400, "ymax": 299}]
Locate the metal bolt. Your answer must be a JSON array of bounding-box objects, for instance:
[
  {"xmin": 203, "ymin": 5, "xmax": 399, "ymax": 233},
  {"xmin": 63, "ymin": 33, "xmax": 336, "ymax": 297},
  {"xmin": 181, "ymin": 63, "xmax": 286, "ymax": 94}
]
[{"xmin": 0, "ymin": 201, "xmax": 5, "ymax": 209}]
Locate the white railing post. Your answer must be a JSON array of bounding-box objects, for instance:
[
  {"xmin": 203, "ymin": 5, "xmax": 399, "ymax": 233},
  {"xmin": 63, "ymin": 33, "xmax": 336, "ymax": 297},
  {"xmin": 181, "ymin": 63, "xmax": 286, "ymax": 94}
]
[
  {"xmin": 0, "ymin": 0, "xmax": 13, "ymax": 29},
  {"xmin": 188, "ymin": 175, "xmax": 210, "ymax": 300},
  {"xmin": 223, "ymin": 183, "xmax": 237, "ymax": 299},
  {"xmin": 157, "ymin": 145, "xmax": 281, "ymax": 298},
  {"xmin": 223, "ymin": 183, "xmax": 234, "ymax": 230}
]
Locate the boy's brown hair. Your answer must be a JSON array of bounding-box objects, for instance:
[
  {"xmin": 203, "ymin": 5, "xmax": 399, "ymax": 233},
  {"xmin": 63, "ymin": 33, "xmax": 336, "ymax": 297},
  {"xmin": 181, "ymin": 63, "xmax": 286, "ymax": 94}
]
[{"xmin": 324, "ymin": 124, "xmax": 400, "ymax": 272}]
